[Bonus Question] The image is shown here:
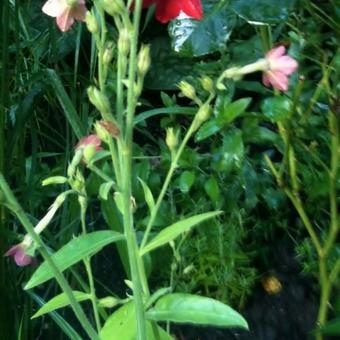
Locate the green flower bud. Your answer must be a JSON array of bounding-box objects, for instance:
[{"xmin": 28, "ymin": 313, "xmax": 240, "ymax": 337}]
[
  {"xmin": 83, "ymin": 144, "xmax": 97, "ymax": 164},
  {"xmin": 200, "ymin": 76, "xmax": 214, "ymax": 93},
  {"xmin": 165, "ymin": 127, "xmax": 178, "ymax": 151},
  {"xmin": 99, "ymin": 296, "xmax": 120, "ymax": 308},
  {"xmin": 196, "ymin": 103, "xmax": 212, "ymax": 125},
  {"xmin": 85, "ymin": 11, "xmax": 98, "ymax": 34},
  {"xmin": 178, "ymin": 81, "xmax": 196, "ymax": 100},
  {"xmin": 42, "ymin": 176, "xmax": 68, "ymax": 186},
  {"xmin": 87, "ymin": 86, "xmax": 111, "ymax": 116},
  {"xmin": 137, "ymin": 44, "xmax": 151, "ymax": 76},
  {"xmin": 102, "ymin": 0, "xmax": 125, "ymax": 16},
  {"xmin": 103, "ymin": 42, "xmax": 115, "ymax": 65},
  {"xmin": 118, "ymin": 28, "xmax": 130, "ymax": 56}
]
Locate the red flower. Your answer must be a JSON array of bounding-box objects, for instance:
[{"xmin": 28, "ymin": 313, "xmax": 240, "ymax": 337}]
[
  {"xmin": 142, "ymin": 0, "xmax": 203, "ymax": 23},
  {"xmin": 4, "ymin": 243, "xmax": 33, "ymax": 267}
]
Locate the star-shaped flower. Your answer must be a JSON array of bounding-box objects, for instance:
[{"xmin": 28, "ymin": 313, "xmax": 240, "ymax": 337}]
[{"xmin": 263, "ymin": 46, "xmax": 298, "ymax": 91}]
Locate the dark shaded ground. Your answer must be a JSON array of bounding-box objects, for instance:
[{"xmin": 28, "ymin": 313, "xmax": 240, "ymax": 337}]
[{"xmin": 173, "ymin": 245, "xmax": 319, "ymax": 340}]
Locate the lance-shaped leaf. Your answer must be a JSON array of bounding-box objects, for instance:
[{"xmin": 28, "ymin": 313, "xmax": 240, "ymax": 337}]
[
  {"xmin": 147, "ymin": 293, "xmax": 248, "ymax": 329},
  {"xmin": 32, "ymin": 291, "xmax": 91, "ymax": 319},
  {"xmin": 100, "ymin": 302, "xmax": 173, "ymax": 340},
  {"xmin": 25, "ymin": 231, "xmax": 125, "ymax": 289},
  {"xmin": 140, "ymin": 211, "xmax": 221, "ymax": 255}
]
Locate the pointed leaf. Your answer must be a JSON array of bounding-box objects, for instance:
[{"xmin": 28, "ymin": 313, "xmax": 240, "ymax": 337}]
[
  {"xmin": 219, "ymin": 97, "xmax": 251, "ymax": 124},
  {"xmin": 138, "ymin": 178, "xmax": 155, "ymax": 214},
  {"xmin": 100, "ymin": 302, "xmax": 173, "ymax": 340},
  {"xmin": 140, "ymin": 211, "xmax": 221, "ymax": 255},
  {"xmin": 99, "ymin": 181, "xmax": 115, "ymax": 200},
  {"xmin": 32, "ymin": 291, "xmax": 91, "ymax": 319},
  {"xmin": 25, "ymin": 231, "xmax": 125, "ymax": 289},
  {"xmin": 147, "ymin": 293, "xmax": 248, "ymax": 329}
]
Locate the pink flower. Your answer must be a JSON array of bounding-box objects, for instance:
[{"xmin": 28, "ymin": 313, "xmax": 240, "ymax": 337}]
[
  {"xmin": 4, "ymin": 243, "xmax": 33, "ymax": 267},
  {"xmin": 141, "ymin": 0, "xmax": 203, "ymax": 24},
  {"xmin": 42, "ymin": 0, "xmax": 87, "ymax": 32},
  {"xmin": 75, "ymin": 134, "xmax": 102, "ymax": 151},
  {"xmin": 263, "ymin": 46, "xmax": 298, "ymax": 91}
]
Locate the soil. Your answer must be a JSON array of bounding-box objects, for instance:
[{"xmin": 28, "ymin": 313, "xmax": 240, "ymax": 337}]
[{"xmin": 173, "ymin": 245, "xmax": 320, "ymax": 340}]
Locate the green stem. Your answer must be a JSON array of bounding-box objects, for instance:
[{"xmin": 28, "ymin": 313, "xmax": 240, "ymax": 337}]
[
  {"xmin": 108, "ymin": 138, "xmax": 122, "ymax": 187},
  {"xmin": 140, "ymin": 119, "xmax": 198, "ymax": 250},
  {"xmin": 323, "ymin": 110, "xmax": 339, "ymax": 256},
  {"xmin": 87, "ymin": 163, "xmax": 115, "ymax": 183},
  {"xmin": 79, "ymin": 197, "xmax": 101, "ymax": 332},
  {"xmin": 123, "ymin": 0, "xmax": 147, "ymax": 338},
  {"xmin": 284, "ymin": 189, "xmax": 323, "ymax": 257},
  {"xmin": 0, "ymin": 172, "xmax": 99, "ymax": 340}
]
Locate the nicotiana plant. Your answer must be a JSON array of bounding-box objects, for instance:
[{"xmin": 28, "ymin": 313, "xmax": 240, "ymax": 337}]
[{"xmin": 0, "ymin": 0, "xmax": 304, "ymax": 339}]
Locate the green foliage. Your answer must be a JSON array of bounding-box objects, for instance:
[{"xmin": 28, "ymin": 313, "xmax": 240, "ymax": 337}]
[
  {"xmin": 25, "ymin": 231, "xmax": 124, "ymax": 289},
  {"xmin": 146, "ymin": 293, "xmax": 248, "ymax": 329}
]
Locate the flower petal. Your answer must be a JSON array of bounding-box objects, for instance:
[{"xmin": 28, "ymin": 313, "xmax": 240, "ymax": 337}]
[
  {"xmin": 155, "ymin": 0, "xmax": 203, "ymax": 23},
  {"xmin": 266, "ymin": 45, "xmax": 286, "ymax": 60},
  {"xmin": 75, "ymin": 134, "xmax": 102, "ymax": 151},
  {"xmin": 14, "ymin": 250, "xmax": 32, "ymax": 267},
  {"xmin": 265, "ymin": 71, "xmax": 289, "ymax": 91},
  {"xmin": 273, "ymin": 56, "xmax": 298, "ymax": 75},
  {"xmin": 56, "ymin": 9, "xmax": 75, "ymax": 32},
  {"xmin": 4, "ymin": 245, "xmax": 21, "ymax": 257},
  {"xmin": 71, "ymin": 4, "xmax": 87, "ymax": 22},
  {"xmin": 42, "ymin": 0, "xmax": 67, "ymax": 18}
]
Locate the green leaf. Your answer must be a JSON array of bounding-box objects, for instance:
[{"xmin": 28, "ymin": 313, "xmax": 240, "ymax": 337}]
[
  {"xmin": 31, "ymin": 291, "xmax": 90, "ymax": 319},
  {"xmin": 195, "ymin": 119, "xmax": 221, "ymax": 142},
  {"xmin": 99, "ymin": 181, "xmax": 115, "ymax": 200},
  {"xmin": 179, "ymin": 171, "xmax": 195, "ymax": 193},
  {"xmin": 140, "ymin": 211, "xmax": 222, "ymax": 255},
  {"xmin": 261, "ymin": 96, "xmax": 292, "ymax": 122},
  {"xmin": 319, "ymin": 317, "xmax": 340, "ymax": 335},
  {"xmin": 101, "ymin": 197, "xmax": 130, "ymax": 277},
  {"xmin": 138, "ymin": 177, "xmax": 156, "ymax": 214},
  {"xmin": 100, "ymin": 302, "xmax": 173, "ymax": 340},
  {"xmin": 219, "ymin": 98, "xmax": 252, "ymax": 124},
  {"xmin": 45, "ymin": 69, "xmax": 85, "ymax": 139},
  {"xmin": 204, "ymin": 177, "xmax": 220, "ymax": 202},
  {"xmin": 145, "ymin": 37, "xmax": 195, "ymax": 90},
  {"xmin": 25, "ymin": 231, "xmax": 125, "ymax": 289},
  {"xmin": 134, "ymin": 106, "xmax": 196, "ymax": 125},
  {"xmin": 169, "ymin": 3, "xmax": 236, "ymax": 57},
  {"xmin": 28, "ymin": 291, "xmax": 82, "ymax": 340},
  {"xmin": 147, "ymin": 293, "xmax": 248, "ymax": 329},
  {"xmin": 230, "ymin": 0, "xmax": 296, "ymax": 24},
  {"xmin": 212, "ymin": 129, "xmax": 244, "ymax": 173}
]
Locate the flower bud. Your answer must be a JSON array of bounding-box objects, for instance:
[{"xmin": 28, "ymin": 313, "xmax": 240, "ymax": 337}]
[
  {"xmin": 165, "ymin": 127, "xmax": 178, "ymax": 151},
  {"xmin": 83, "ymin": 144, "xmax": 97, "ymax": 164},
  {"xmin": 118, "ymin": 28, "xmax": 130, "ymax": 55},
  {"xmin": 178, "ymin": 81, "xmax": 196, "ymax": 100},
  {"xmin": 196, "ymin": 103, "xmax": 212, "ymax": 124},
  {"xmin": 99, "ymin": 296, "xmax": 120, "ymax": 308},
  {"xmin": 103, "ymin": 42, "xmax": 115, "ymax": 65},
  {"xmin": 200, "ymin": 76, "xmax": 214, "ymax": 93},
  {"xmin": 42, "ymin": 176, "xmax": 68, "ymax": 186},
  {"xmin": 137, "ymin": 44, "xmax": 151, "ymax": 76},
  {"xmin": 85, "ymin": 10, "xmax": 98, "ymax": 34},
  {"xmin": 87, "ymin": 86, "xmax": 111, "ymax": 116},
  {"xmin": 102, "ymin": 0, "xmax": 125, "ymax": 16},
  {"xmin": 94, "ymin": 120, "xmax": 120, "ymax": 144}
]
